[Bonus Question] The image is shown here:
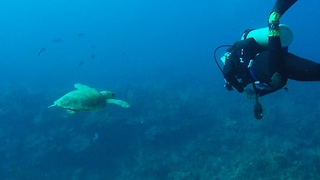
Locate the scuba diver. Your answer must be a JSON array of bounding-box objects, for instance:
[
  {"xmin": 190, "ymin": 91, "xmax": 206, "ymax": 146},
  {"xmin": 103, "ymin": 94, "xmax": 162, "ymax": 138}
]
[{"xmin": 215, "ymin": 0, "xmax": 320, "ymax": 119}]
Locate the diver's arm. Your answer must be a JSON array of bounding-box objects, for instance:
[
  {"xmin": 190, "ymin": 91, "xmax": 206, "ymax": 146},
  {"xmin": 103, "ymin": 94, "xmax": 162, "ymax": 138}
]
[
  {"xmin": 267, "ymin": 0, "xmax": 297, "ymax": 89},
  {"xmin": 223, "ymin": 58, "xmax": 244, "ymax": 93}
]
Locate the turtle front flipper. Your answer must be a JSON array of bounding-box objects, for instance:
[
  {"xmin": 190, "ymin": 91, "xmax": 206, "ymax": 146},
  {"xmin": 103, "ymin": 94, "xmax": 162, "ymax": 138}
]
[
  {"xmin": 67, "ymin": 109, "xmax": 78, "ymax": 114},
  {"xmin": 106, "ymin": 99, "xmax": 130, "ymax": 108}
]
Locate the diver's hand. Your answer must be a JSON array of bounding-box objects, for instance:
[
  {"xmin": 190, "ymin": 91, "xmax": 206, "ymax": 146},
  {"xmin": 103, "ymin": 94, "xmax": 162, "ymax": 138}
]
[
  {"xmin": 242, "ymin": 88, "xmax": 256, "ymax": 100},
  {"xmin": 224, "ymin": 81, "xmax": 233, "ymax": 91},
  {"xmin": 270, "ymin": 72, "xmax": 286, "ymax": 88}
]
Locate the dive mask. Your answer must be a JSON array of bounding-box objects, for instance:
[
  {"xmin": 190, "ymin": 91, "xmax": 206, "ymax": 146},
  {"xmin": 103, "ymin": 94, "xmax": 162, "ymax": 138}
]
[{"xmin": 220, "ymin": 52, "xmax": 231, "ymax": 65}]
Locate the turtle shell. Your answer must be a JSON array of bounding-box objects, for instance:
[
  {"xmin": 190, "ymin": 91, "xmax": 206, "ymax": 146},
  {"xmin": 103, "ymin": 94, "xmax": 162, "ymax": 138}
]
[{"xmin": 53, "ymin": 84, "xmax": 107, "ymax": 112}]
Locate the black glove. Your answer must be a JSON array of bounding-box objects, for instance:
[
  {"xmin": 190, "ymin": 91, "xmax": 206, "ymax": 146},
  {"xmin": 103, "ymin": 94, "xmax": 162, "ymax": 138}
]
[{"xmin": 224, "ymin": 81, "xmax": 233, "ymax": 91}]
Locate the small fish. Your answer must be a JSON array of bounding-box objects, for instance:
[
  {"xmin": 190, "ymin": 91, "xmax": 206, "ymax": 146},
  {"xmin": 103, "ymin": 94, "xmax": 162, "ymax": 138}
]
[
  {"xmin": 77, "ymin": 33, "xmax": 86, "ymax": 38},
  {"xmin": 91, "ymin": 45, "xmax": 97, "ymax": 59},
  {"xmin": 49, "ymin": 38, "xmax": 62, "ymax": 45},
  {"xmin": 93, "ymin": 133, "xmax": 99, "ymax": 141},
  {"xmin": 77, "ymin": 61, "xmax": 84, "ymax": 67},
  {"xmin": 122, "ymin": 52, "xmax": 126, "ymax": 61},
  {"xmin": 38, "ymin": 47, "xmax": 46, "ymax": 56}
]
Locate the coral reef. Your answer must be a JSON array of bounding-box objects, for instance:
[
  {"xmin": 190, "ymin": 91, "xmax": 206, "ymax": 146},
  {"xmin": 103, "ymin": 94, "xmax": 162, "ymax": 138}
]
[{"xmin": 1, "ymin": 83, "xmax": 320, "ymax": 179}]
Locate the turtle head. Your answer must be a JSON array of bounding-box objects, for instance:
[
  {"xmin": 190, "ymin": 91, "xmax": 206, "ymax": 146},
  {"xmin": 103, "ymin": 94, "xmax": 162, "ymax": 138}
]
[{"xmin": 100, "ymin": 91, "xmax": 115, "ymax": 99}]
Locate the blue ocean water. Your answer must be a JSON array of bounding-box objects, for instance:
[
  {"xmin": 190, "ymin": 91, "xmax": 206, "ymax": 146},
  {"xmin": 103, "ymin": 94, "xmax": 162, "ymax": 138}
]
[{"xmin": 1, "ymin": 0, "xmax": 320, "ymax": 179}]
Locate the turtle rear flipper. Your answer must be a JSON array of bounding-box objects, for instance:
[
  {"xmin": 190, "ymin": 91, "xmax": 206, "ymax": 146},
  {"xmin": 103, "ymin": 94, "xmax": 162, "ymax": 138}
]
[
  {"xmin": 48, "ymin": 104, "xmax": 56, "ymax": 108},
  {"xmin": 106, "ymin": 99, "xmax": 130, "ymax": 108}
]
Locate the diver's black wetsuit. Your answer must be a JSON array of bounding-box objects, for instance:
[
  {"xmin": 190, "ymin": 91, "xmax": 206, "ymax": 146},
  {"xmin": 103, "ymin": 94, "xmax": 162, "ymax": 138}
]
[
  {"xmin": 284, "ymin": 53, "xmax": 320, "ymax": 81},
  {"xmin": 223, "ymin": 37, "xmax": 320, "ymax": 97}
]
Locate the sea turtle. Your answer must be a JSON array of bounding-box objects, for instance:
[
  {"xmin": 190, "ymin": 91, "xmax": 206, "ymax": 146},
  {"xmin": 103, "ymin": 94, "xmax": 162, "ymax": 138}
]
[{"xmin": 48, "ymin": 83, "xmax": 130, "ymax": 114}]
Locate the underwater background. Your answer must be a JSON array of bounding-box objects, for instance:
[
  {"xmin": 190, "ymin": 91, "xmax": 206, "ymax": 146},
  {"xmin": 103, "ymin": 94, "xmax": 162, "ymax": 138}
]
[{"xmin": 0, "ymin": 0, "xmax": 320, "ymax": 179}]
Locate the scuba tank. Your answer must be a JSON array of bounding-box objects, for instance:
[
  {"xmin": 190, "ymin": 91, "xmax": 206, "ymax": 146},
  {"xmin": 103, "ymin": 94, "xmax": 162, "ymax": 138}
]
[
  {"xmin": 241, "ymin": 24, "xmax": 293, "ymax": 49},
  {"xmin": 219, "ymin": 24, "xmax": 293, "ymax": 66}
]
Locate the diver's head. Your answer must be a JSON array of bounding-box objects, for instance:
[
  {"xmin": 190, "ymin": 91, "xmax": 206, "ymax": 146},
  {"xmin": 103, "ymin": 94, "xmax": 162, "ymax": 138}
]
[{"xmin": 100, "ymin": 91, "xmax": 115, "ymax": 99}]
